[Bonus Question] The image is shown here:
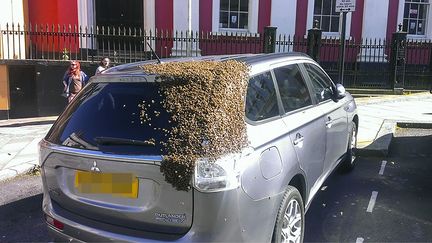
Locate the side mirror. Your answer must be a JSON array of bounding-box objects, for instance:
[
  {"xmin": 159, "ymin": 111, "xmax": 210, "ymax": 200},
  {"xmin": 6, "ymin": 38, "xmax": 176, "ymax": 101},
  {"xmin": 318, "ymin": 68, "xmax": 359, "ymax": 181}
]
[{"xmin": 335, "ymin": 83, "xmax": 346, "ymax": 99}]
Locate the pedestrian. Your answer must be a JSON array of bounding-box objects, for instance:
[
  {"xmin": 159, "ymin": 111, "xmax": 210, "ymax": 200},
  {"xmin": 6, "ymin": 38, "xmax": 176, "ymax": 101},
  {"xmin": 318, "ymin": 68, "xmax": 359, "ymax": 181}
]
[
  {"xmin": 62, "ymin": 60, "xmax": 89, "ymax": 103},
  {"xmin": 95, "ymin": 57, "xmax": 110, "ymax": 75}
]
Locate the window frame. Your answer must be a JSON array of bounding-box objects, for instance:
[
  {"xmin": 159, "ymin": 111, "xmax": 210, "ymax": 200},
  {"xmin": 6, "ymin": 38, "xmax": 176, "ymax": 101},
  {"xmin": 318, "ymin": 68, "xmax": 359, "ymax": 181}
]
[
  {"xmin": 306, "ymin": 0, "xmax": 352, "ymax": 38},
  {"xmin": 313, "ymin": 0, "xmax": 341, "ymax": 33},
  {"xmin": 212, "ymin": 0, "xmax": 259, "ymax": 34},
  {"xmin": 218, "ymin": 0, "xmax": 249, "ymax": 30},
  {"xmin": 272, "ymin": 64, "xmax": 314, "ymax": 115},
  {"xmin": 299, "ymin": 62, "xmax": 337, "ymax": 105},
  {"xmin": 403, "ymin": 0, "xmax": 430, "ymax": 37},
  {"xmin": 244, "ymin": 71, "xmax": 283, "ymax": 124}
]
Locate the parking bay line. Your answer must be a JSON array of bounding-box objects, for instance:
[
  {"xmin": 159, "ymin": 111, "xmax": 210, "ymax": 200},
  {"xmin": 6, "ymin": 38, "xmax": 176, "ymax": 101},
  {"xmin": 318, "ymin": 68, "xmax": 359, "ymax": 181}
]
[
  {"xmin": 356, "ymin": 237, "xmax": 364, "ymax": 243},
  {"xmin": 366, "ymin": 191, "xmax": 379, "ymax": 213},
  {"xmin": 357, "ymin": 162, "xmax": 385, "ymax": 241},
  {"xmin": 379, "ymin": 160, "xmax": 387, "ymax": 175}
]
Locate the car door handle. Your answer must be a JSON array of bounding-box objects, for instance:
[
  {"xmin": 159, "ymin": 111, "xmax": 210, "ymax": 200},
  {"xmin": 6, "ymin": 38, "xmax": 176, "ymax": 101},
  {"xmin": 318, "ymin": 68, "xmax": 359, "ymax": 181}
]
[
  {"xmin": 326, "ymin": 116, "xmax": 333, "ymax": 128},
  {"xmin": 293, "ymin": 133, "xmax": 304, "ymax": 146}
]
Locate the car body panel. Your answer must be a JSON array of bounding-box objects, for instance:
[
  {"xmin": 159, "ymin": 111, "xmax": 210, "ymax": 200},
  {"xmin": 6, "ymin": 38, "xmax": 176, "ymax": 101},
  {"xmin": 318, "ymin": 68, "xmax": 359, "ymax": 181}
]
[
  {"xmin": 41, "ymin": 143, "xmax": 193, "ymax": 234},
  {"xmin": 281, "ymin": 105, "xmax": 326, "ymax": 201},
  {"xmin": 43, "ymin": 182, "xmax": 283, "ymax": 242},
  {"xmin": 242, "ymin": 121, "xmax": 301, "ymax": 201},
  {"xmin": 319, "ymin": 99, "xmax": 349, "ymax": 172}
]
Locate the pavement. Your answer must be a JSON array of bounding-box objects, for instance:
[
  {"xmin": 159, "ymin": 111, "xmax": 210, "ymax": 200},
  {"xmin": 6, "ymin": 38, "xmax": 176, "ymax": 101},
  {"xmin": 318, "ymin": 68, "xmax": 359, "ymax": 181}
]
[
  {"xmin": 354, "ymin": 92, "xmax": 432, "ymax": 156},
  {"xmin": 0, "ymin": 92, "xmax": 431, "ymax": 182}
]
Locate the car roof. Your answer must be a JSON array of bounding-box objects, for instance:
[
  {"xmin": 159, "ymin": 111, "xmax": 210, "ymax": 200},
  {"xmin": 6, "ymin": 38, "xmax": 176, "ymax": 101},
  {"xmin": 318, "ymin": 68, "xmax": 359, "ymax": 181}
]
[{"xmin": 100, "ymin": 52, "xmax": 313, "ymax": 77}]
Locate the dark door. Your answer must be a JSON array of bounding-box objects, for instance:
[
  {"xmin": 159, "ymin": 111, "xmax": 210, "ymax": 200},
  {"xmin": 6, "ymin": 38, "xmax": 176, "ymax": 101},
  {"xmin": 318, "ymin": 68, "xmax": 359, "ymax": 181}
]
[
  {"xmin": 95, "ymin": 0, "xmax": 144, "ymax": 51},
  {"xmin": 96, "ymin": 0, "xmax": 143, "ymax": 29},
  {"xmin": 9, "ymin": 65, "xmax": 38, "ymax": 118}
]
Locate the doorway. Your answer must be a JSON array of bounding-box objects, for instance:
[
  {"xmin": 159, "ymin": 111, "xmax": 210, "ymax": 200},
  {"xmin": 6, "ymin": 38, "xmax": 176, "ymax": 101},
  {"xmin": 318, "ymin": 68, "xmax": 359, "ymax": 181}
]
[
  {"xmin": 95, "ymin": 0, "xmax": 144, "ymax": 52},
  {"xmin": 8, "ymin": 65, "xmax": 38, "ymax": 118},
  {"xmin": 95, "ymin": 0, "xmax": 143, "ymax": 28}
]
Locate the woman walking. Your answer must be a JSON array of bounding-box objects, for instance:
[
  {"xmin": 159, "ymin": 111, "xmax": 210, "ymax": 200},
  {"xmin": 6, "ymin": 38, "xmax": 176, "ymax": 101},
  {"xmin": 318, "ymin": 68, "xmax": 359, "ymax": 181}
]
[{"xmin": 62, "ymin": 60, "xmax": 89, "ymax": 103}]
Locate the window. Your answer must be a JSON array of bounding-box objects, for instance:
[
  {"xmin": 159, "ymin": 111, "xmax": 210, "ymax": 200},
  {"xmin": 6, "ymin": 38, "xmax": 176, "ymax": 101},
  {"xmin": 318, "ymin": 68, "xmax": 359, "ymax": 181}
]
[
  {"xmin": 273, "ymin": 64, "xmax": 312, "ymax": 113},
  {"xmin": 403, "ymin": 0, "xmax": 429, "ymax": 35},
  {"xmin": 46, "ymin": 81, "xmax": 173, "ymax": 155},
  {"xmin": 304, "ymin": 63, "xmax": 335, "ymax": 103},
  {"xmin": 245, "ymin": 72, "xmax": 279, "ymax": 121},
  {"xmin": 219, "ymin": 0, "xmax": 249, "ymax": 29},
  {"xmin": 313, "ymin": 0, "xmax": 340, "ymax": 33}
]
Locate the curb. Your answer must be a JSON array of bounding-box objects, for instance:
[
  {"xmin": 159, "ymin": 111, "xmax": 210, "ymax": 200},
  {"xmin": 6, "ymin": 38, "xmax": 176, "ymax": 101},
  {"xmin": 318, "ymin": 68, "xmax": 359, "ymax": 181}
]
[
  {"xmin": 357, "ymin": 120, "xmax": 396, "ymax": 157},
  {"xmin": 0, "ymin": 163, "xmax": 39, "ymax": 182},
  {"xmin": 396, "ymin": 121, "xmax": 432, "ymax": 129},
  {"xmin": 354, "ymin": 92, "xmax": 431, "ymax": 106},
  {"xmin": 357, "ymin": 120, "xmax": 432, "ymax": 157},
  {"xmin": 0, "ymin": 116, "xmax": 57, "ymax": 127}
]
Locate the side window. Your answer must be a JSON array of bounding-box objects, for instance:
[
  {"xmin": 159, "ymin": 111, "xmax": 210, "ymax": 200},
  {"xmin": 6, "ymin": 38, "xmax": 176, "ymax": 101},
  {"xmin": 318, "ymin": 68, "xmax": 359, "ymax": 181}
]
[
  {"xmin": 304, "ymin": 63, "xmax": 334, "ymax": 103},
  {"xmin": 273, "ymin": 64, "xmax": 312, "ymax": 113},
  {"xmin": 245, "ymin": 71, "xmax": 279, "ymax": 121}
]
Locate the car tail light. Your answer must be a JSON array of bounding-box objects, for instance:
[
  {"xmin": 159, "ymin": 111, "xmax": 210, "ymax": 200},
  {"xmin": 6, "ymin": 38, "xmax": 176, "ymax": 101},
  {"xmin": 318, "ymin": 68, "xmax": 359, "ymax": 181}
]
[
  {"xmin": 193, "ymin": 156, "xmax": 241, "ymax": 192},
  {"xmin": 45, "ymin": 214, "xmax": 64, "ymax": 230}
]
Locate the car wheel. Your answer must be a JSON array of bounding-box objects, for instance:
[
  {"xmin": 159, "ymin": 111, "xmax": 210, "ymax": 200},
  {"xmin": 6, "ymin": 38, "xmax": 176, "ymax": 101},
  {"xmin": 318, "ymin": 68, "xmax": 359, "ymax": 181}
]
[
  {"xmin": 340, "ymin": 121, "xmax": 357, "ymax": 172},
  {"xmin": 272, "ymin": 186, "xmax": 304, "ymax": 243}
]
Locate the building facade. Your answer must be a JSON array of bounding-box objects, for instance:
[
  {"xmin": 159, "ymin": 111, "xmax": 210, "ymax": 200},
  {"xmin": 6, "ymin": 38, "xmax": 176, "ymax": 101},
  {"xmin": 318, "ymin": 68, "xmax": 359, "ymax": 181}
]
[
  {"xmin": 0, "ymin": 0, "xmax": 430, "ymax": 40},
  {"xmin": 1, "ymin": 0, "xmax": 428, "ymax": 41}
]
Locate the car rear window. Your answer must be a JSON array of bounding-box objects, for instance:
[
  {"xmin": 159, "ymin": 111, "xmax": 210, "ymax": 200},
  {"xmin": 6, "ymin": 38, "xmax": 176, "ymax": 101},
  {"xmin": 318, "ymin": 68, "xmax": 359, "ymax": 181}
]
[{"xmin": 45, "ymin": 81, "xmax": 172, "ymax": 155}]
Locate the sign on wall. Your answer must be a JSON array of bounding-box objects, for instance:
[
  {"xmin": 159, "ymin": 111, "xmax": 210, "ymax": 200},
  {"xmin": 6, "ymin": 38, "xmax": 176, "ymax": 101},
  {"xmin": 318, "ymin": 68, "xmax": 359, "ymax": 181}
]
[{"xmin": 336, "ymin": 0, "xmax": 356, "ymax": 12}]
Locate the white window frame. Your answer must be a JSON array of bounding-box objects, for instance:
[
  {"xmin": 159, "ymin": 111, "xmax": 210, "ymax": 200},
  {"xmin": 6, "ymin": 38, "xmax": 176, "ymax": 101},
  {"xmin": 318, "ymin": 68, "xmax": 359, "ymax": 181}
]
[
  {"xmin": 212, "ymin": 0, "xmax": 259, "ymax": 34},
  {"xmin": 306, "ymin": 0, "xmax": 352, "ymax": 38},
  {"xmin": 400, "ymin": 0, "xmax": 432, "ymax": 39}
]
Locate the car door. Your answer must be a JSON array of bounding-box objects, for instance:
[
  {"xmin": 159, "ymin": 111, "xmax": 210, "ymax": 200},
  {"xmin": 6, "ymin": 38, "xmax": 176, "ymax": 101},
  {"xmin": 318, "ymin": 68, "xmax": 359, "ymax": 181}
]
[
  {"xmin": 303, "ymin": 63, "xmax": 349, "ymax": 173},
  {"xmin": 243, "ymin": 71, "xmax": 299, "ymax": 200},
  {"xmin": 272, "ymin": 63, "xmax": 326, "ymax": 192}
]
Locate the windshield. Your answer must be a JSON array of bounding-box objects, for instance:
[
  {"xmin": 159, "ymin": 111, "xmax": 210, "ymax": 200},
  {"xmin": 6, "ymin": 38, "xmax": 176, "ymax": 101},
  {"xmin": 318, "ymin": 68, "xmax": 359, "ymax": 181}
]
[{"xmin": 45, "ymin": 81, "xmax": 172, "ymax": 155}]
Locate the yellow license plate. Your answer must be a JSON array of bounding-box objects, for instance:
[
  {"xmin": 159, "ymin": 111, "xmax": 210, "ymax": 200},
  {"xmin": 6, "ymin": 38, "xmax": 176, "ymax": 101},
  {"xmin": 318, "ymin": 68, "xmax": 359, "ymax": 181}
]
[{"xmin": 74, "ymin": 171, "xmax": 139, "ymax": 198}]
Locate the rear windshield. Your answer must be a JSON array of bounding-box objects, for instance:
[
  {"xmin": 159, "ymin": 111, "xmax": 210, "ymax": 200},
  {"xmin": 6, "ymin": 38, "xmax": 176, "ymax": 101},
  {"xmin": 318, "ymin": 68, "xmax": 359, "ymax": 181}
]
[{"xmin": 45, "ymin": 81, "xmax": 172, "ymax": 155}]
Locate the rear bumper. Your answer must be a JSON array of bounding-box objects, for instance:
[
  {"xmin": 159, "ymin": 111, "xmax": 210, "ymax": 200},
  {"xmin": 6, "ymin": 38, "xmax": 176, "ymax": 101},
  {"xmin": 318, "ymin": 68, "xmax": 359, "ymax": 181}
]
[
  {"xmin": 47, "ymin": 226, "xmax": 84, "ymax": 243},
  {"xmin": 43, "ymin": 187, "xmax": 283, "ymax": 242}
]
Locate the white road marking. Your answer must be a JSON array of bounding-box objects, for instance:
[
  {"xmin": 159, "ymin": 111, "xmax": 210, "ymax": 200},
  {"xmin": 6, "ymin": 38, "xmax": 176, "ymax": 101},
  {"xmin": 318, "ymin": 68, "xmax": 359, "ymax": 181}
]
[
  {"xmin": 379, "ymin": 160, "xmax": 387, "ymax": 175},
  {"xmin": 366, "ymin": 191, "xmax": 379, "ymax": 213},
  {"xmin": 356, "ymin": 237, "xmax": 364, "ymax": 243}
]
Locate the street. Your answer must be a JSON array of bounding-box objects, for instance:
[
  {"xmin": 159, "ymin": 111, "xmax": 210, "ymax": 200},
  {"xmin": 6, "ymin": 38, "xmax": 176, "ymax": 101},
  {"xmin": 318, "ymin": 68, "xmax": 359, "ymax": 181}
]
[
  {"xmin": 1, "ymin": 128, "xmax": 431, "ymax": 242},
  {"xmin": 305, "ymin": 128, "xmax": 432, "ymax": 242},
  {"xmin": 0, "ymin": 174, "xmax": 47, "ymax": 242}
]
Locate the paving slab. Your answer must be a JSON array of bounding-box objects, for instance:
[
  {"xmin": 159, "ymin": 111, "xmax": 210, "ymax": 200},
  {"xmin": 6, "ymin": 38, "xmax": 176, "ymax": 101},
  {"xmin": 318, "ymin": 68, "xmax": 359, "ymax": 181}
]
[{"xmin": 0, "ymin": 119, "xmax": 54, "ymax": 182}]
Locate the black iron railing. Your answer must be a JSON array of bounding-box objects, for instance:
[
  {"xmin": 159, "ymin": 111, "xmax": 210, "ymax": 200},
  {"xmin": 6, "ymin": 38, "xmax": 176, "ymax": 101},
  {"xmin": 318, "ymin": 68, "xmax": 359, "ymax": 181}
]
[
  {"xmin": 0, "ymin": 23, "xmax": 265, "ymax": 63},
  {"xmin": 1, "ymin": 23, "xmax": 432, "ymax": 89}
]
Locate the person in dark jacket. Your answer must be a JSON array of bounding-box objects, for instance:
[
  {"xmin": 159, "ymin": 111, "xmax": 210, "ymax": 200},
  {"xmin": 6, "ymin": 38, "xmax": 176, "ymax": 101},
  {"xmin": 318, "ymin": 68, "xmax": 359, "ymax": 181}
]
[{"xmin": 62, "ymin": 60, "xmax": 89, "ymax": 103}]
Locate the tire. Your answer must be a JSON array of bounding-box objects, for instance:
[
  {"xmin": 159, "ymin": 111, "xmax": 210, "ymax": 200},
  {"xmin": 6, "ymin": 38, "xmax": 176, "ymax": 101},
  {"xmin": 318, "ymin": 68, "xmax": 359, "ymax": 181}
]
[
  {"xmin": 272, "ymin": 186, "xmax": 305, "ymax": 243},
  {"xmin": 340, "ymin": 121, "xmax": 357, "ymax": 172}
]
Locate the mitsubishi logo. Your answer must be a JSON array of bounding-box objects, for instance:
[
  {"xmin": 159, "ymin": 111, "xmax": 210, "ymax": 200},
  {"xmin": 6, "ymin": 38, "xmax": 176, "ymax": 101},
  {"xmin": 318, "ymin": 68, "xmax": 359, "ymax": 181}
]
[{"xmin": 90, "ymin": 161, "xmax": 101, "ymax": 172}]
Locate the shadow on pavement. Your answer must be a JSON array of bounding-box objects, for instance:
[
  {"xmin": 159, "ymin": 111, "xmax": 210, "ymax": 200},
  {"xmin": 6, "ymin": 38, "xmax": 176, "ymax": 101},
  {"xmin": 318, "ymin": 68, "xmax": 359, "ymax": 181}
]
[
  {"xmin": 0, "ymin": 194, "xmax": 49, "ymax": 242},
  {"xmin": 357, "ymin": 133, "xmax": 393, "ymax": 157},
  {"xmin": 389, "ymin": 134, "xmax": 432, "ymax": 157}
]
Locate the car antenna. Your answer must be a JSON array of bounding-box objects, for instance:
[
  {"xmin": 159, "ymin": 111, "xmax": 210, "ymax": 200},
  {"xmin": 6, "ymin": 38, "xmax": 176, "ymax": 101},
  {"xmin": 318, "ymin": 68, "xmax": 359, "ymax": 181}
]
[{"xmin": 145, "ymin": 41, "xmax": 161, "ymax": 64}]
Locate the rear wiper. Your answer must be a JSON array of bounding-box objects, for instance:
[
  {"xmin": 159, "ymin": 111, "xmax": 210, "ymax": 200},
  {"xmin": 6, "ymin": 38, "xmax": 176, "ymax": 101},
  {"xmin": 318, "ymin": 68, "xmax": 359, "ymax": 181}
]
[{"xmin": 94, "ymin": 137, "xmax": 156, "ymax": 146}]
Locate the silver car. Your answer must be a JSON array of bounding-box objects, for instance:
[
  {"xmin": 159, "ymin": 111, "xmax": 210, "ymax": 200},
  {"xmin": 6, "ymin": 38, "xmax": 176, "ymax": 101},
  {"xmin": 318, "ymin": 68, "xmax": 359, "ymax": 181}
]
[{"xmin": 40, "ymin": 53, "xmax": 358, "ymax": 242}]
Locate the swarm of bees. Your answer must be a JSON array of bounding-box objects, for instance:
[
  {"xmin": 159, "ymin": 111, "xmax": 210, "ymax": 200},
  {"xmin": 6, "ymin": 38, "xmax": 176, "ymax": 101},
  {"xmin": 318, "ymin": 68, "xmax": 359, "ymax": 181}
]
[{"xmin": 141, "ymin": 60, "xmax": 250, "ymax": 190}]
